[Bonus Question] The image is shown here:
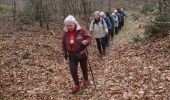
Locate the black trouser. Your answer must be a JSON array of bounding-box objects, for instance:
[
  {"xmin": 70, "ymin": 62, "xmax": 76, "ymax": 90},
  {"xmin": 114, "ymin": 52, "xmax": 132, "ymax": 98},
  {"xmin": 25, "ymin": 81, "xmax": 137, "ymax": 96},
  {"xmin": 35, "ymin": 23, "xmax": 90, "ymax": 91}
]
[
  {"xmin": 69, "ymin": 53, "xmax": 88, "ymax": 85},
  {"xmin": 95, "ymin": 37, "xmax": 106, "ymax": 54},
  {"xmin": 120, "ymin": 22, "xmax": 124, "ymax": 28},
  {"xmin": 121, "ymin": 19, "xmax": 125, "ymax": 28},
  {"xmin": 109, "ymin": 28, "xmax": 114, "ymax": 38},
  {"xmin": 121, "ymin": 21, "xmax": 124, "ymax": 28},
  {"xmin": 118, "ymin": 22, "xmax": 122, "ymax": 30},
  {"xmin": 105, "ymin": 34, "xmax": 109, "ymax": 47},
  {"xmin": 115, "ymin": 27, "xmax": 118, "ymax": 35}
]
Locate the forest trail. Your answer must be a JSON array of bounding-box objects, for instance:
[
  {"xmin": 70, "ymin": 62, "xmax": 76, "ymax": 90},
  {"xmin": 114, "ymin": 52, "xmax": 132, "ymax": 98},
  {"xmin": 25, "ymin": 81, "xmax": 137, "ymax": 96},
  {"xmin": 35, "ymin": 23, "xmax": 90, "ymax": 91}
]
[
  {"xmin": 0, "ymin": 12, "xmax": 170, "ymax": 100},
  {"xmin": 56, "ymin": 13, "xmax": 170, "ymax": 99}
]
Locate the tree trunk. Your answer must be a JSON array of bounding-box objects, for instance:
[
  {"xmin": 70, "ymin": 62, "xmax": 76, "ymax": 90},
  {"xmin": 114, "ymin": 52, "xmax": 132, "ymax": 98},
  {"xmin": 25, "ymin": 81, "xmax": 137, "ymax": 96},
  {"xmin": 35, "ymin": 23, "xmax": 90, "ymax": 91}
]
[
  {"xmin": 108, "ymin": 0, "xmax": 112, "ymax": 12},
  {"xmin": 40, "ymin": 0, "xmax": 49, "ymax": 30},
  {"xmin": 100, "ymin": 0, "xmax": 104, "ymax": 11},
  {"xmin": 12, "ymin": 0, "xmax": 16, "ymax": 26},
  {"xmin": 82, "ymin": 0, "xmax": 90, "ymax": 28},
  {"xmin": 158, "ymin": 0, "xmax": 168, "ymax": 34}
]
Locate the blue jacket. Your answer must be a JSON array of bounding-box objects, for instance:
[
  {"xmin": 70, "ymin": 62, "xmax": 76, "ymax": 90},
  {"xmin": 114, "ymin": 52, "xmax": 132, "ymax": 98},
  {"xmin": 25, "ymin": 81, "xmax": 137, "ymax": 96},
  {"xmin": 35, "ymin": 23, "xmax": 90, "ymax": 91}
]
[{"xmin": 103, "ymin": 17, "xmax": 112, "ymax": 30}]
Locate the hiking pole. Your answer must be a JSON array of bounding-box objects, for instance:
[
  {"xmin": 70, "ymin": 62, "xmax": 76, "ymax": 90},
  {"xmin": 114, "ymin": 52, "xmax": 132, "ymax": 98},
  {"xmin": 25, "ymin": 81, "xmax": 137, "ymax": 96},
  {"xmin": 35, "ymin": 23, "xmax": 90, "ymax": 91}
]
[{"xmin": 87, "ymin": 57, "xmax": 96, "ymax": 90}]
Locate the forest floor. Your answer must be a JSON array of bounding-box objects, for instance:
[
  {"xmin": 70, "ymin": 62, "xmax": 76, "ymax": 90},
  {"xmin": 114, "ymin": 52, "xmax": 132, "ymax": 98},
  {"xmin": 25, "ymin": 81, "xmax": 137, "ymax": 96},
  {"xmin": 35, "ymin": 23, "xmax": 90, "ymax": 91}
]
[{"xmin": 0, "ymin": 11, "xmax": 170, "ymax": 100}]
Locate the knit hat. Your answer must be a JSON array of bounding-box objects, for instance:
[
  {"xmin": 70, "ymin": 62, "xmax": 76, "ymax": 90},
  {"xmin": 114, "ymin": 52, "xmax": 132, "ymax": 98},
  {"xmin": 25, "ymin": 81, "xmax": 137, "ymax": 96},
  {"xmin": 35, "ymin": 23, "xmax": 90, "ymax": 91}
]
[
  {"xmin": 100, "ymin": 12, "xmax": 105, "ymax": 16},
  {"xmin": 63, "ymin": 15, "xmax": 81, "ymax": 32},
  {"xmin": 114, "ymin": 10, "xmax": 117, "ymax": 13},
  {"xmin": 100, "ymin": 12, "xmax": 106, "ymax": 18},
  {"xmin": 112, "ymin": 12, "xmax": 116, "ymax": 16},
  {"xmin": 64, "ymin": 15, "xmax": 77, "ymax": 25},
  {"xmin": 120, "ymin": 8, "xmax": 124, "ymax": 11}
]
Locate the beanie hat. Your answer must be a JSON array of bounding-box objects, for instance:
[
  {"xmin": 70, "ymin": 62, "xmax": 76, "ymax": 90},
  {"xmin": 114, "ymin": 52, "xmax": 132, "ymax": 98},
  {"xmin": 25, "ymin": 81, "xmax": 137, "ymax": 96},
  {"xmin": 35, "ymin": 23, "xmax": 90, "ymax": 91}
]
[
  {"xmin": 64, "ymin": 15, "xmax": 77, "ymax": 25},
  {"xmin": 63, "ymin": 15, "xmax": 81, "ymax": 32},
  {"xmin": 120, "ymin": 8, "xmax": 124, "ymax": 11},
  {"xmin": 112, "ymin": 12, "xmax": 116, "ymax": 16},
  {"xmin": 100, "ymin": 12, "xmax": 106, "ymax": 18},
  {"xmin": 100, "ymin": 12, "xmax": 105, "ymax": 16},
  {"xmin": 114, "ymin": 10, "xmax": 117, "ymax": 13}
]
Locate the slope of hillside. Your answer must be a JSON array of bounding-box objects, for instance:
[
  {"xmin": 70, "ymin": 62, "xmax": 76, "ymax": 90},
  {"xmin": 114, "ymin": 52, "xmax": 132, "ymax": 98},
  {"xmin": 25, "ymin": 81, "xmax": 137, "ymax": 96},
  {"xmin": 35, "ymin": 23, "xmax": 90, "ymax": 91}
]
[{"xmin": 0, "ymin": 12, "xmax": 170, "ymax": 100}]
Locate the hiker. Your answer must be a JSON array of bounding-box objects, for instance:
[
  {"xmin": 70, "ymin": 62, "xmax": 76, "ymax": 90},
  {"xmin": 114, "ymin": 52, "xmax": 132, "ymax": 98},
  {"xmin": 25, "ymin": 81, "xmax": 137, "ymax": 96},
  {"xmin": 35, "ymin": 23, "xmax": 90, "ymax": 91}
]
[
  {"xmin": 111, "ymin": 12, "xmax": 119, "ymax": 35},
  {"xmin": 106, "ymin": 12, "xmax": 114, "ymax": 39},
  {"xmin": 62, "ymin": 15, "xmax": 92, "ymax": 93},
  {"xmin": 117, "ymin": 8, "xmax": 126, "ymax": 29},
  {"xmin": 90, "ymin": 11, "xmax": 108, "ymax": 56},
  {"xmin": 114, "ymin": 9, "xmax": 121, "ymax": 31},
  {"xmin": 100, "ymin": 12, "xmax": 112, "ymax": 47},
  {"xmin": 120, "ymin": 8, "xmax": 127, "ymax": 28}
]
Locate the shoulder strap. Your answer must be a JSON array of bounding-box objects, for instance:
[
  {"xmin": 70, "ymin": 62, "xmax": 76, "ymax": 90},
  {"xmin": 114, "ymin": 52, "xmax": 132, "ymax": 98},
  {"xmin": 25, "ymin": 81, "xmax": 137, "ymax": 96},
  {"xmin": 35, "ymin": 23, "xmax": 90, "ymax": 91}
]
[
  {"xmin": 92, "ymin": 19, "xmax": 105, "ymax": 32},
  {"xmin": 101, "ymin": 19, "xmax": 105, "ymax": 32}
]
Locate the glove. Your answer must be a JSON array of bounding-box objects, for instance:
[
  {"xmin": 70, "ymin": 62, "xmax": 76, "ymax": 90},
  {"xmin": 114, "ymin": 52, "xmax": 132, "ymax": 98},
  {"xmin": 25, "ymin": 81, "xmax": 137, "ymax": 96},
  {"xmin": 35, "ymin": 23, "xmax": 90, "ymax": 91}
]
[
  {"xmin": 64, "ymin": 54, "xmax": 68, "ymax": 60},
  {"xmin": 90, "ymin": 31, "xmax": 93, "ymax": 34},
  {"xmin": 81, "ymin": 40, "xmax": 88, "ymax": 45},
  {"xmin": 64, "ymin": 53, "xmax": 68, "ymax": 60}
]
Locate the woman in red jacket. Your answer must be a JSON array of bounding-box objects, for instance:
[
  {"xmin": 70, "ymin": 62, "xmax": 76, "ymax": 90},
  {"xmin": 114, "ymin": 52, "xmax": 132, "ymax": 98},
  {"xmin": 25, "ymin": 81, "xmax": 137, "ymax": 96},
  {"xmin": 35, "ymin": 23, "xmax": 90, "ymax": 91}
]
[{"xmin": 62, "ymin": 15, "xmax": 92, "ymax": 93}]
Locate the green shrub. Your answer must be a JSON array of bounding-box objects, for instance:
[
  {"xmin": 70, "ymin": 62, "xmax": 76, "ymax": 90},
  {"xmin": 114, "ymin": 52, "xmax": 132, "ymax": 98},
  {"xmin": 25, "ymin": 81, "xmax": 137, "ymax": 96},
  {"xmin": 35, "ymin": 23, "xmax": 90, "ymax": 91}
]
[
  {"xmin": 154, "ymin": 4, "xmax": 170, "ymax": 22},
  {"xmin": 144, "ymin": 25, "xmax": 159, "ymax": 37},
  {"xmin": 0, "ymin": 6, "xmax": 4, "ymax": 12},
  {"xmin": 132, "ymin": 34, "xmax": 141, "ymax": 43},
  {"xmin": 140, "ymin": 5, "xmax": 155, "ymax": 15},
  {"xmin": 131, "ymin": 13, "xmax": 140, "ymax": 21},
  {"xmin": 0, "ymin": 5, "xmax": 12, "ymax": 11},
  {"xmin": 166, "ymin": 7, "xmax": 170, "ymax": 22}
]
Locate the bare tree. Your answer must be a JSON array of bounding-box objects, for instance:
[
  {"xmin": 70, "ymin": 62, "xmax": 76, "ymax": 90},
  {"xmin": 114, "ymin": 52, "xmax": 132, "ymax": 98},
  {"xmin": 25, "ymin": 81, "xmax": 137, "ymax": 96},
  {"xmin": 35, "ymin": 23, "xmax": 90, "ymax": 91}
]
[
  {"xmin": 40, "ymin": 0, "xmax": 49, "ymax": 30},
  {"xmin": 12, "ymin": 0, "xmax": 16, "ymax": 25},
  {"xmin": 108, "ymin": 0, "xmax": 112, "ymax": 12},
  {"xmin": 158, "ymin": 0, "xmax": 168, "ymax": 22},
  {"xmin": 157, "ymin": 0, "xmax": 169, "ymax": 34},
  {"xmin": 29, "ymin": 0, "xmax": 49, "ymax": 30}
]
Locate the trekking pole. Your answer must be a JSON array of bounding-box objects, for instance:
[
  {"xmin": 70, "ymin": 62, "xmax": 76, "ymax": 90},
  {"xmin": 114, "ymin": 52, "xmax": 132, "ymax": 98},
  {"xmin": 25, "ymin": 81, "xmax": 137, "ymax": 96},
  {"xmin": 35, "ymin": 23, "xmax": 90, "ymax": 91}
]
[{"xmin": 87, "ymin": 57, "xmax": 96, "ymax": 90}]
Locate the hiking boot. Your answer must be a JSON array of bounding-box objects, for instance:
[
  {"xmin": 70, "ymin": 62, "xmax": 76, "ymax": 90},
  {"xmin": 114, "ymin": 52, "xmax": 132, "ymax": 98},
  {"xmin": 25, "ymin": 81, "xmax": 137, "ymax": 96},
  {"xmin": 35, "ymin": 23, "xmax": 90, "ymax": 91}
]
[
  {"xmin": 106, "ymin": 44, "xmax": 110, "ymax": 47},
  {"xmin": 71, "ymin": 84, "xmax": 79, "ymax": 94},
  {"xmin": 83, "ymin": 80, "xmax": 90, "ymax": 88},
  {"xmin": 102, "ymin": 51, "xmax": 106, "ymax": 56},
  {"xmin": 98, "ymin": 52, "xmax": 103, "ymax": 57}
]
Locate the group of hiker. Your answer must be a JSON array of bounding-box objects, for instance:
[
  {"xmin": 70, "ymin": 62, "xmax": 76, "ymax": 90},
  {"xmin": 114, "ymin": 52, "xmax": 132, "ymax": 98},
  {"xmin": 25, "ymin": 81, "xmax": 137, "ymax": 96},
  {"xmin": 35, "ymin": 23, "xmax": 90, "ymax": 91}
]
[
  {"xmin": 90, "ymin": 8, "xmax": 126, "ymax": 56},
  {"xmin": 62, "ymin": 8, "xmax": 127, "ymax": 93}
]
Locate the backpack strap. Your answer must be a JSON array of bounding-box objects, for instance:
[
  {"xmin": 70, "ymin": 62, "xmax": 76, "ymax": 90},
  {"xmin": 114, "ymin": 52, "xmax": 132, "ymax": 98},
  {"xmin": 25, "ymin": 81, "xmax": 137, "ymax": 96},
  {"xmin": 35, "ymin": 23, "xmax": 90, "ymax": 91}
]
[{"xmin": 92, "ymin": 19, "xmax": 105, "ymax": 32}]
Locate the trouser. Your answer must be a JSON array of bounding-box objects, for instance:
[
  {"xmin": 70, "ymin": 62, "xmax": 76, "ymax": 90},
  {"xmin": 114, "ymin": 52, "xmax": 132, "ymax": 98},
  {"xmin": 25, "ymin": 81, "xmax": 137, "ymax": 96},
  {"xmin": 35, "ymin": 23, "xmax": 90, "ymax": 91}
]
[
  {"xmin": 120, "ymin": 21, "xmax": 124, "ymax": 28},
  {"xmin": 95, "ymin": 37, "xmax": 106, "ymax": 54},
  {"xmin": 68, "ymin": 53, "xmax": 88, "ymax": 85},
  {"xmin": 121, "ymin": 18, "xmax": 125, "ymax": 28},
  {"xmin": 105, "ymin": 34, "xmax": 109, "ymax": 47},
  {"xmin": 115, "ymin": 27, "xmax": 118, "ymax": 35},
  {"xmin": 109, "ymin": 28, "xmax": 114, "ymax": 38},
  {"xmin": 121, "ymin": 21, "xmax": 124, "ymax": 27},
  {"xmin": 118, "ymin": 22, "xmax": 122, "ymax": 30}
]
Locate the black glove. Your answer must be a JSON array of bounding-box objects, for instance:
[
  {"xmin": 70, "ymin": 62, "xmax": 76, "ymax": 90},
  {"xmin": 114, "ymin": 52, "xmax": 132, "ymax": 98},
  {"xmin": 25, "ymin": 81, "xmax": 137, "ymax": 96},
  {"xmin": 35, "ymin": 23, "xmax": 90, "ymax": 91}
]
[{"xmin": 64, "ymin": 53, "xmax": 68, "ymax": 60}]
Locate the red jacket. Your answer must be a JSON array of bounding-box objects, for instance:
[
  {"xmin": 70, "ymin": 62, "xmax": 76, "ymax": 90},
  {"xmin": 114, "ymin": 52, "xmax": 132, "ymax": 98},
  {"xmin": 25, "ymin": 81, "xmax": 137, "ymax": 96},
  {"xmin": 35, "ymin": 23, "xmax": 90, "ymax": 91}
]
[{"xmin": 62, "ymin": 28, "xmax": 91, "ymax": 54}]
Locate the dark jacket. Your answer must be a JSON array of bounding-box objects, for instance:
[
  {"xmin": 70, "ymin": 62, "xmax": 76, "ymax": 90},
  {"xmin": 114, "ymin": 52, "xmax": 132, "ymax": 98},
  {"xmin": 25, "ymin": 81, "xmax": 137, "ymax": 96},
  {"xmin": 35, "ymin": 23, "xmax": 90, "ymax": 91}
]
[
  {"xmin": 106, "ymin": 12, "xmax": 114, "ymax": 28},
  {"xmin": 117, "ymin": 10, "xmax": 126, "ymax": 22}
]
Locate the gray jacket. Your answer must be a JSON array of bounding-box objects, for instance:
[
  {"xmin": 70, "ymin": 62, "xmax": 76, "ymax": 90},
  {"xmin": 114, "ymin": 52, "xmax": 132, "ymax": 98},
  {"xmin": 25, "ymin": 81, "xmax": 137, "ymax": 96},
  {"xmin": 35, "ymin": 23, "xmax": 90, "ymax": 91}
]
[
  {"xmin": 90, "ymin": 19, "xmax": 108, "ymax": 38},
  {"xmin": 111, "ymin": 14, "xmax": 119, "ymax": 27}
]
